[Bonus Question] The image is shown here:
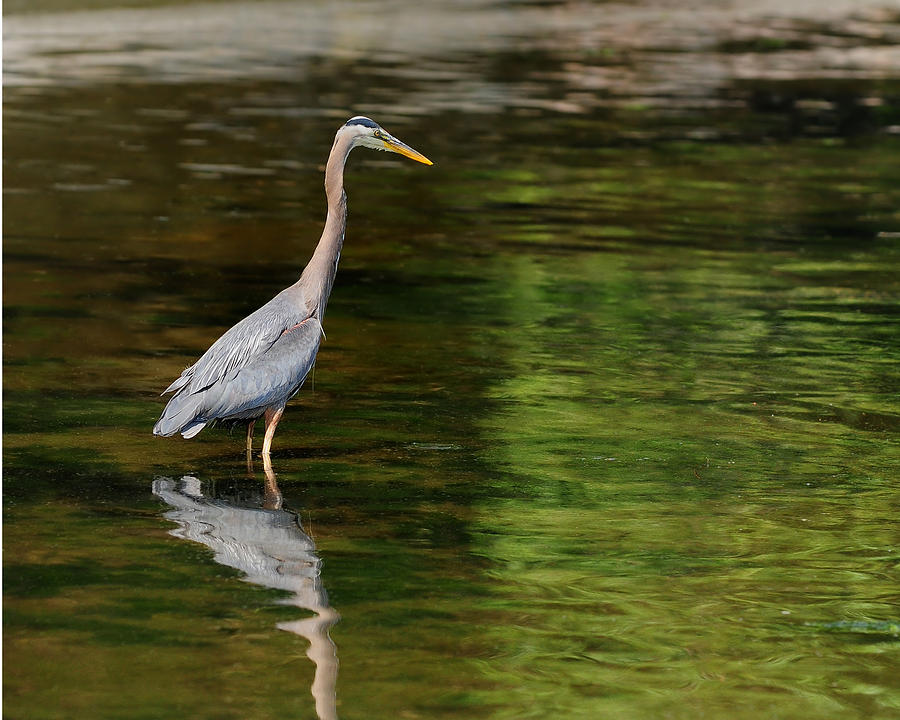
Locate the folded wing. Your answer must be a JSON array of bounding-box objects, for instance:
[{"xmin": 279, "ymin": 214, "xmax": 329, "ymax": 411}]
[{"xmin": 154, "ymin": 290, "xmax": 322, "ymax": 438}]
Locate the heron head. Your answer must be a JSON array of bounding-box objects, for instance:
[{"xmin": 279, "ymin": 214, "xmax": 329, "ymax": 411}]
[{"xmin": 342, "ymin": 116, "xmax": 433, "ymax": 165}]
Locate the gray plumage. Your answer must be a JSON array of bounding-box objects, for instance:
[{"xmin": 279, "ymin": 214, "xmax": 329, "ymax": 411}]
[{"xmin": 153, "ymin": 117, "xmax": 432, "ymax": 460}]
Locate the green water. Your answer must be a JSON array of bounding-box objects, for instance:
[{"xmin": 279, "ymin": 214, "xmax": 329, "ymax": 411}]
[{"xmin": 4, "ymin": 1, "xmax": 900, "ymax": 718}]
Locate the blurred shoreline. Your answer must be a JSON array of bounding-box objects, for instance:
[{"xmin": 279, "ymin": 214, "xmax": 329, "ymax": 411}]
[{"xmin": 6, "ymin": 0, "xmax": 900, "ymax": 105}]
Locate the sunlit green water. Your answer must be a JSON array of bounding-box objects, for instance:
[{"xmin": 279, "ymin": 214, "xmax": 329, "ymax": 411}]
[{"xmin": 4, "ymin": 1, "xmax": 900, "ymax": 718}]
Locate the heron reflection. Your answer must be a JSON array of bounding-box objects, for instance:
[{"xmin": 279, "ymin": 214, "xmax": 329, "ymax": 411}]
[{"xmin": 152, "ymin": 471, "xmax": 339, "ymax": 720}]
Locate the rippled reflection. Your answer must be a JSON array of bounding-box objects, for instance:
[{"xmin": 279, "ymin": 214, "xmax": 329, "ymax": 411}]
[{"xmin": 152, "ymin": 472, "xmax": 339, "ymax": 720}]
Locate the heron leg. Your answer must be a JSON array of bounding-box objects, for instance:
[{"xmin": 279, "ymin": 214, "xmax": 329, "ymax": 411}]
[
  {"xmin": 245, "ymin": 420, "xmax": 257, "ymax": 472},
  {"xmin": 261, "ymin": 406, "xmax": 285, "ymax": 470}
]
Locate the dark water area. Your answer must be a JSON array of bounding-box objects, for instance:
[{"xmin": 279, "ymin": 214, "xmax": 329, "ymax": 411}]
[{"xmin": 4, "ymin": 1, "xmax": 900, "ymax": 718}]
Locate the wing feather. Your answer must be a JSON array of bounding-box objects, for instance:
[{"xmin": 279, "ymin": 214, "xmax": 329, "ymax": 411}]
[
  {"xmin": 154, "ymin": 287, "xmax": 320, "ymax": 437},
  {"xmin": 171, "ymin": 289, "xmax": 310, "ymax": 396},
  {"xmin": 203, "ymin": 317, "xmax": 322, "ymax": 420}
]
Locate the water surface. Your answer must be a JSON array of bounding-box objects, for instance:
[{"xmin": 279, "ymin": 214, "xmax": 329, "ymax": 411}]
[{"xmin": 4, "ymin": 1, "xmax": 900, "ymax": 718}]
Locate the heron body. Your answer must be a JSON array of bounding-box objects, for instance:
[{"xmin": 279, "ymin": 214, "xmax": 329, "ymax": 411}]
[{"xmin": 153, "ymin": 117, "xmax": 432, "ymax": 461}]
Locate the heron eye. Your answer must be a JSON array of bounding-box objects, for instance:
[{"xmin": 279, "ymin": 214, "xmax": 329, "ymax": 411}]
[{"xmin": 373, "ymin": 130, "xmax": 385, "ymax": 140}]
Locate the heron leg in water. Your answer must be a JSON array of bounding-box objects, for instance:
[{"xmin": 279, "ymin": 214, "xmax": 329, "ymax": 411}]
[
  {"xmin": 262, "ymin": 406, "xmax": 285, "ymax": 469},
  {"xmin": 245, "ymin": 420, "xmax": 256, "ymax": 472},
  {"xmin": 262, "ymin": 464, "xmax": 283, "ymax": 510}
]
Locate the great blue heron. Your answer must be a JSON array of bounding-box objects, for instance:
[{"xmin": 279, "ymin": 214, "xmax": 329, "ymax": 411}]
[{"xmin": 153, "ymin": 116, "xmax": 432, "ymax": 464}]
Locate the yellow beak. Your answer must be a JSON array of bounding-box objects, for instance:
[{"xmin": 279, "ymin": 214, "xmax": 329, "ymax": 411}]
[{"xmin": 383, "ymin": 136, "xmax": 433, "ymax": 166}]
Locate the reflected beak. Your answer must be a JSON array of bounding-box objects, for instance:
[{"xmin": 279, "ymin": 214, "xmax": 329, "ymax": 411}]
[{"xmin": 382, "ymin": 135, "xmax": 433, "ymax": 165}]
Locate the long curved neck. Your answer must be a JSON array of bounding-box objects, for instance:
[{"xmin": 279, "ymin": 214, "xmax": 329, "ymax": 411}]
[{"xmin": 298, "ymin": 131, "xmax": 354, "ymax": 319}]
